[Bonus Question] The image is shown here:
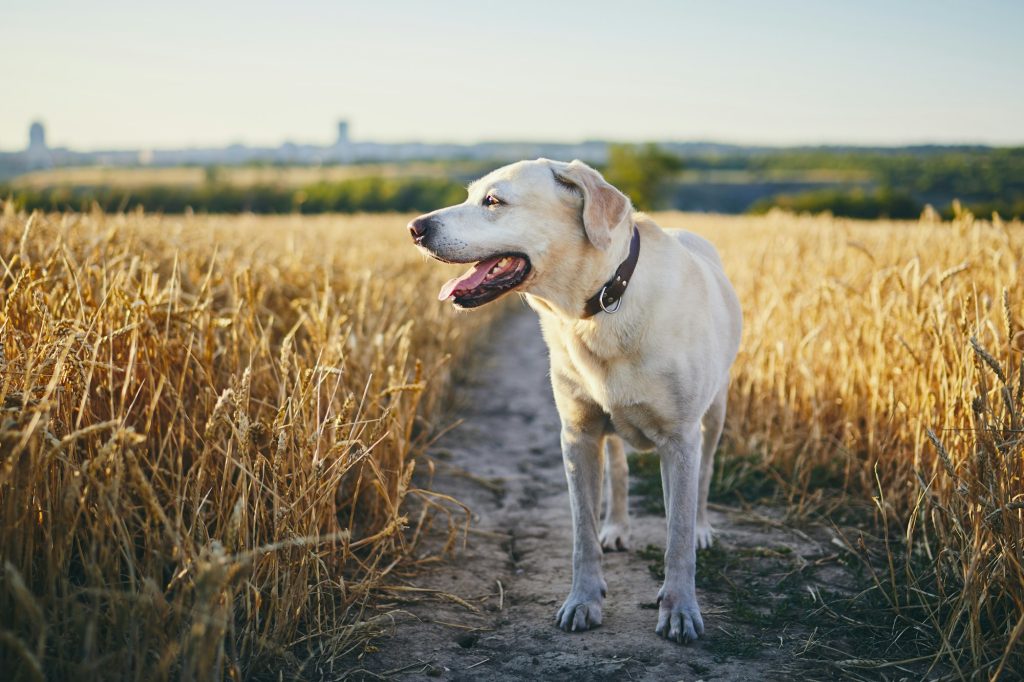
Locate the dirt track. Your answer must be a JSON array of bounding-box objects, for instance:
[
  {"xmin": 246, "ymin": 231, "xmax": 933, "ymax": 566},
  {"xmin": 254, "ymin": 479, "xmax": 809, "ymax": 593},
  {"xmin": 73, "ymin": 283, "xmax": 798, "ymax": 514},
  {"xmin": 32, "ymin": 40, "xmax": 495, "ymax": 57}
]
[{"xmin": 350, "ymin": 308, "xmax": 848, "ymax": 681}]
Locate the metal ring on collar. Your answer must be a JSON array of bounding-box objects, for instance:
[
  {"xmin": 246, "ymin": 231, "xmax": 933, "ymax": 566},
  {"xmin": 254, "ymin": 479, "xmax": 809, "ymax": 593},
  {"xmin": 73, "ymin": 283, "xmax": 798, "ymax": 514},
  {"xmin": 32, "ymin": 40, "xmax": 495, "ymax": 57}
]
[{"xmin": 598, "ymin": 286, "xmax": 621, "ymax": 314}]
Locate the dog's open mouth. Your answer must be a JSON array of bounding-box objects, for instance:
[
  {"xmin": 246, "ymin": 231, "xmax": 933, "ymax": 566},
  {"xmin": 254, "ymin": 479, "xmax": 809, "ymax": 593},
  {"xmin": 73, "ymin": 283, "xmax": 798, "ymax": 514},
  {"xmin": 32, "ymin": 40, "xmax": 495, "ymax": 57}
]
[{"xmin": 437, "ymin": 253, "xmax": 531, "ymax": 308}]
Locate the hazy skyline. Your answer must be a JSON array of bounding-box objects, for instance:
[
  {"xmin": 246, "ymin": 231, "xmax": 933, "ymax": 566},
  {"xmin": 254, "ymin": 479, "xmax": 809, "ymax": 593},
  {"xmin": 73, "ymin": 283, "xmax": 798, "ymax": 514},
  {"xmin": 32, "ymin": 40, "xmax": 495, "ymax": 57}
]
[{"xmin": 5, "ymin": 0, "xmax": 1023, "ymax": 151}]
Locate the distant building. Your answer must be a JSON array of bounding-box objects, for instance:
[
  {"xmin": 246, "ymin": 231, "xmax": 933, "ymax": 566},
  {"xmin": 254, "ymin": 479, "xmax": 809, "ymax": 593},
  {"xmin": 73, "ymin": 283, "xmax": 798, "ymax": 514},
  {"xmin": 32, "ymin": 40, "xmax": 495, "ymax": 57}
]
[
  {"xmin": 28, "ymin": 121, "xmax": 46, "ymax": 150},
  {"xmin": 331, "ymin": 120, "xmax": 353, "ymax": 162},
  {"xmin": 1, "ymin": 117, "xmax": 609, "ymax": 176},
  {"xmin": 26, "ymin": 120, "xmax": 52, "ymax": 168}
]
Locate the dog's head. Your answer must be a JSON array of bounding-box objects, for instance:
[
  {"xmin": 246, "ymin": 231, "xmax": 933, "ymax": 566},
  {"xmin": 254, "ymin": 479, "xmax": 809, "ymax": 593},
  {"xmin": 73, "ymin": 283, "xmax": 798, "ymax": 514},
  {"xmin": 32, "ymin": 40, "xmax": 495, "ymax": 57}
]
[{"xmin": 409, "ymin": 159, "xmax": 633, "ymax": 311}]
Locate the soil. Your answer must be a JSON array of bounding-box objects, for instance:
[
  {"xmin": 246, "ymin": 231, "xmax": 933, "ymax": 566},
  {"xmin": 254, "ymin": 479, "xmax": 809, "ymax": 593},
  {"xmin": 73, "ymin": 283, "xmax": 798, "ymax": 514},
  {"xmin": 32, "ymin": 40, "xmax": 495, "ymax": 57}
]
[{"xmin": 346, "ymin": 308, "xmax": 855, "ymax": 681}]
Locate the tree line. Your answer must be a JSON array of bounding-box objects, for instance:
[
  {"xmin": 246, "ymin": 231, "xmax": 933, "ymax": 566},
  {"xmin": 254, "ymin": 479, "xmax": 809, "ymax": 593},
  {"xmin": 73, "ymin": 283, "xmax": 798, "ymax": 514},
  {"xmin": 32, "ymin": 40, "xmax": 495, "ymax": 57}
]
[{"xmin": 2, "ymin": 176, "xmax": 467, "ymax": 214}]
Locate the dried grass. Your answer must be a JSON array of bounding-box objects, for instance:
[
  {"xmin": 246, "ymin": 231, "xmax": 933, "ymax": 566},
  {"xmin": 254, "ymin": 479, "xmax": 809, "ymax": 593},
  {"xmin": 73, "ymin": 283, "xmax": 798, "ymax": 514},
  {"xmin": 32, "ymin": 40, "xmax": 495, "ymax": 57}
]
[
  {"xmin": 0, "ymin": 206, "xmax": 494, "ymax": 680},
  {"xmin": 3, "ymin": 202, "xmax": 1022, "ymax": 680},
  {"xmin": 671, "ymin": 208, "xmax": 1024, "ymax": 679}
]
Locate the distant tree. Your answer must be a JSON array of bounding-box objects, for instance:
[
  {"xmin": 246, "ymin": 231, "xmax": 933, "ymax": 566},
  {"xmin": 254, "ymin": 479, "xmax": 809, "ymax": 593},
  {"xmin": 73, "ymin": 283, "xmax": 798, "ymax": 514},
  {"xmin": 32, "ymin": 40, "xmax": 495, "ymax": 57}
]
[
  {"xmin": 204, "ymin": 165, "xmax": 221, "ymax": 185},
  {"xmin": 748, "ymin": 187, "xmax": 922, "ymax": 219},
  {"xmin": 602, "ymin": 144, "xmax": 682, "ymax": 211}
]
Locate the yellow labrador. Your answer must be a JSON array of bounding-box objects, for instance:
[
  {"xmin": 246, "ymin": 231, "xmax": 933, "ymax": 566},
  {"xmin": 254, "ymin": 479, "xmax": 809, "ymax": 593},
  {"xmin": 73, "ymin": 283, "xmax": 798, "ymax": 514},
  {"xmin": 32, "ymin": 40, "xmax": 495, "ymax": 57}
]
[{"xmin": 409, "ymin": 159, "xmax": 742, "ymax": 643}]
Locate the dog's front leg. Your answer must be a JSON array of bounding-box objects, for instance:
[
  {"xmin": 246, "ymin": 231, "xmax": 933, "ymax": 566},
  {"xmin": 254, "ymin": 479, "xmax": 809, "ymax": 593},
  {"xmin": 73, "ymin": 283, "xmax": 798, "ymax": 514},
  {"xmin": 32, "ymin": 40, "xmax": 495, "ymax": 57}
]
[
  {"xmin": 555, "ymin": 424, "xmax": 607, "ymax": 632},
  {"xmin": 656, "ymin": 423, "xmax": 705, "ymax": 643}
]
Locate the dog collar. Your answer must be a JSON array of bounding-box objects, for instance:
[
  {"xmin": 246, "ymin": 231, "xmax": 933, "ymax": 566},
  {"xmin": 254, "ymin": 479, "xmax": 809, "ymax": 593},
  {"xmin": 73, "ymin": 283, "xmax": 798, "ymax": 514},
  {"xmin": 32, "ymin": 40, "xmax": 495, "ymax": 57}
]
[{"xmin": 582, "ymin": 226, "xmax": 641, "ymax": 318}]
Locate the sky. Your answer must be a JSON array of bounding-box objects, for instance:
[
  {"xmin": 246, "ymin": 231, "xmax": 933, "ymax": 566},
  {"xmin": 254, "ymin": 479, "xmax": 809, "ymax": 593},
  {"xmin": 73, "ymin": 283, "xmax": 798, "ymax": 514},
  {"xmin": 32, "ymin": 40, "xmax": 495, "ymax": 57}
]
[{"xmin": 4, "ymin": 0, "xmax": 1023, "ymax": 150}]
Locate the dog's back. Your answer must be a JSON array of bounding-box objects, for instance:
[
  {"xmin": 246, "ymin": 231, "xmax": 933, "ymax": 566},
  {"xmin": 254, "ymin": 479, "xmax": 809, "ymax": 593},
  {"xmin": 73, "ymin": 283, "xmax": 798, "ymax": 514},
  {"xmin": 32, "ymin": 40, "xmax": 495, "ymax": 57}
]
[{"xmin": 665, "ymin": 228, "xmax": 724, "ymax": 269}]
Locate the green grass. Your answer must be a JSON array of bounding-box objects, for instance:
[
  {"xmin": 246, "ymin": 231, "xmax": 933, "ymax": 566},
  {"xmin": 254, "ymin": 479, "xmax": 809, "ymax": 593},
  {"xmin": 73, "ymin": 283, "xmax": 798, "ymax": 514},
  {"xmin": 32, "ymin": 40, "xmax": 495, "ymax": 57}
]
[
  {"xmin": 627, "ymin": 447, "xmax": 781, "ymax": 515},
  {"xmin": 627, "ymin": 452, "xmax": 665, "ymax": 514}
]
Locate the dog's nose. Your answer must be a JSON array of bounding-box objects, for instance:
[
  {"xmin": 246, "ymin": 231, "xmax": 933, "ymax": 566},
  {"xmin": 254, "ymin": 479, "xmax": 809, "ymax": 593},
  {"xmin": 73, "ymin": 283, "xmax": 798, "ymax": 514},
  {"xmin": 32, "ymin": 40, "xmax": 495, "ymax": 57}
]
[{"xmin": 408, "ymin": 216, "xmax": 435, "ymax": 243}]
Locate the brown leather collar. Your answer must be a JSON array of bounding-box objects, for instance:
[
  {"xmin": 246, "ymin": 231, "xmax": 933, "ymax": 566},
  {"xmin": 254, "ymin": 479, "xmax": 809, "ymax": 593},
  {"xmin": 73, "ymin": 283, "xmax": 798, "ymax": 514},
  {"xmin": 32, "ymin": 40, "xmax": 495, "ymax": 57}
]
[{"xmin": 582, "ymin": 226, "xmax": 641, "ymax": 318}]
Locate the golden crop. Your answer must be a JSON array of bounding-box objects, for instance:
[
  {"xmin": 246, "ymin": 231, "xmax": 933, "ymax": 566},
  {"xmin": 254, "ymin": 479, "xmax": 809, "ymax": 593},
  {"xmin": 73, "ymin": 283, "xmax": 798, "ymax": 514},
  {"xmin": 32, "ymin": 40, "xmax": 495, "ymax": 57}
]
[
  {"xmin": 1, "ymin": 205, "xmax": 1021, "ymax": 679},
  {"xmin": 0, "ymin": 207, "xmax": 494, "ymax": 679},
  {"xmin": 680, "ymin": 208, "xmax": 1023, "ymax": 677}
]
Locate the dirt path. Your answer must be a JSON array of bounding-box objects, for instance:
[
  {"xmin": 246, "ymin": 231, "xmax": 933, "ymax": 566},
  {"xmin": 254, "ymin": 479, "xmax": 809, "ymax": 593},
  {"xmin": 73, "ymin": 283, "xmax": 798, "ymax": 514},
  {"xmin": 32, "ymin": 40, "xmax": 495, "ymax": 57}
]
[{"xmin": 350, "ymin": 308, "xmax": 848, "ymax": 681}]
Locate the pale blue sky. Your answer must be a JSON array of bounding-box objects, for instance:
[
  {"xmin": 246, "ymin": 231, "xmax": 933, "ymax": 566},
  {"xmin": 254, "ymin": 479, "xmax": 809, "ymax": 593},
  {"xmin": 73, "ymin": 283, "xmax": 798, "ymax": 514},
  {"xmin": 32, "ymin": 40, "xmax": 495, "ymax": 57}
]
[{"xmin": 4, "ymin": 0, "xmax": 1023, "ymax": 150}]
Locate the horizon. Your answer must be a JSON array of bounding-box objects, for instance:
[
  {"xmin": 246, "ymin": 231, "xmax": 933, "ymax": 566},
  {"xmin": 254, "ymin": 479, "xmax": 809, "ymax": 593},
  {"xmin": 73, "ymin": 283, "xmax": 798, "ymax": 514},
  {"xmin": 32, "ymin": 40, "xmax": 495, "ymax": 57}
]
[
  {"xmin": 5, "ymin": 1, "xmax": 1024, "ymax": 150},
  {"xmin": 7, "ymin": 118, "xmax": 1024, "ymax": 154},
  {"xmin": 9, "ymin": 119, "xmax": 1024, "ymax": 155}
]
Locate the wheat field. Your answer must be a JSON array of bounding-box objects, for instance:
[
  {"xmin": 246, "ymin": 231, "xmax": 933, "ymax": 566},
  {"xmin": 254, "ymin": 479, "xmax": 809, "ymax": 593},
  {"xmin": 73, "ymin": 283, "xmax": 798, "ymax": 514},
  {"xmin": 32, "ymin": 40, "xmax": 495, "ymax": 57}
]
[
  {"xmin": 0, "ymin": 207, "xmax": 496, "ymax": 680},
  {"xmin": 1, "ymin": 206, "xmax": 1022, "ymax": 679},
  {"xmin": 681, "ymin": 208, "xmax": 1024, "ymax": 678}
]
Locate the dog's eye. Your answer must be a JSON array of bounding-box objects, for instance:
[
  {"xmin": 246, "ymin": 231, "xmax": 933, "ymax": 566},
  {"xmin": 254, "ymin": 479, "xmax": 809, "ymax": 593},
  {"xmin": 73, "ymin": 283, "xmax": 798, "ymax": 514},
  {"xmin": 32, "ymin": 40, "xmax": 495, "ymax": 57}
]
[{"xmin": 483, "ymin": 194, "xmax": 502, "ymax": 207}]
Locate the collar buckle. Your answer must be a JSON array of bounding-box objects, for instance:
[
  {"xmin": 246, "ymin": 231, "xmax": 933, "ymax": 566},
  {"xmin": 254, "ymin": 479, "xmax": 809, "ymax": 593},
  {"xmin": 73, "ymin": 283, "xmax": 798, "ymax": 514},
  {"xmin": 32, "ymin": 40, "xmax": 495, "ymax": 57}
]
[{"xmin": 598, "ymin": 286, "xmax": 621, "ymax": 314}]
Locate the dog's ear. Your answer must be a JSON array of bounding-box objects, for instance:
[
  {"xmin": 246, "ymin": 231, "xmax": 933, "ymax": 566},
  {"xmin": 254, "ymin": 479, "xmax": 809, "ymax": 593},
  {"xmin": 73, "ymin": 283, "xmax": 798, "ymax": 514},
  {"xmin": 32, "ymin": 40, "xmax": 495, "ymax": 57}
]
[{"xmin": 553, "ymin": 160, "xmax": 631, "ymax": 251}]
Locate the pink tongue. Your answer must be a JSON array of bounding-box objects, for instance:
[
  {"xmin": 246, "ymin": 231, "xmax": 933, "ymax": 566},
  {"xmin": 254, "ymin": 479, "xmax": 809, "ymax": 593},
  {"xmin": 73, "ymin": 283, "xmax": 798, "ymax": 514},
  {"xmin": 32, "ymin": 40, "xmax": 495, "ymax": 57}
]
[{"xmin": 438, "ymin": 257, "xmax": 502, "ymax": 301}]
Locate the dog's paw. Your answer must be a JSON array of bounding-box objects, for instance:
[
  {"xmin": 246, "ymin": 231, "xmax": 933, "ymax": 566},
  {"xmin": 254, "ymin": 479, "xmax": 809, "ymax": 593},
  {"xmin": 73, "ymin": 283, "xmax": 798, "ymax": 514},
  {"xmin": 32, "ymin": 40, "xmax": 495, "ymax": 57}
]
[
  {"xmin": 655, "ymin": 586, "xmax": 704, "ymax": 644},
  {"xmin": 555, "ymin": 584, "xmax": 606, "ymax": 632},
  {"xmin": 599, "ymin": 522, "xmax": 631, "ymax": 552},
  {"xmin": 695, "ymin": 522, "xmax": 714, "ymax": 550}
]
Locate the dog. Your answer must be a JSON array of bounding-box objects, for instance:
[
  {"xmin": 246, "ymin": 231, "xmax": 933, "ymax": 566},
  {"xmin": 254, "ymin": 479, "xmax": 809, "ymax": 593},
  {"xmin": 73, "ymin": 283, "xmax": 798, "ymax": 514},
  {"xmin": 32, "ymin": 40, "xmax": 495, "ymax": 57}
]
[{"xmin": 409, "ymin": 159, "xmax": 742, "ymax": 643}]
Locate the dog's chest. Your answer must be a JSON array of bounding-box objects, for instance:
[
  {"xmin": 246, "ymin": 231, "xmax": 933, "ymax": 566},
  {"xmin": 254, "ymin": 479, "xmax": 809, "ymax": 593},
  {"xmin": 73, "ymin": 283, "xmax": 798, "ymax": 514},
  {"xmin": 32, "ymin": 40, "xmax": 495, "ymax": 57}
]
[{"xmin": 561, "ymin": 337, "xmax": 682, "ymax": 449}]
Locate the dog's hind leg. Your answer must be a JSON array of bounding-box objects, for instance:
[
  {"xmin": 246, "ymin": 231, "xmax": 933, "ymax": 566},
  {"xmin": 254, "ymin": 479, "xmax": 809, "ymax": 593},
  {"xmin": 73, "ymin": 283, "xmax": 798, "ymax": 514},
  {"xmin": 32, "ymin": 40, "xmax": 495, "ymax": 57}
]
[
  {"xmin": 696, "ymin": 382, "xmax": 727, "ymax": 550},
  {"xmin": 599, "ymin": 436, "xmax": 630, "ymax": 551}
]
